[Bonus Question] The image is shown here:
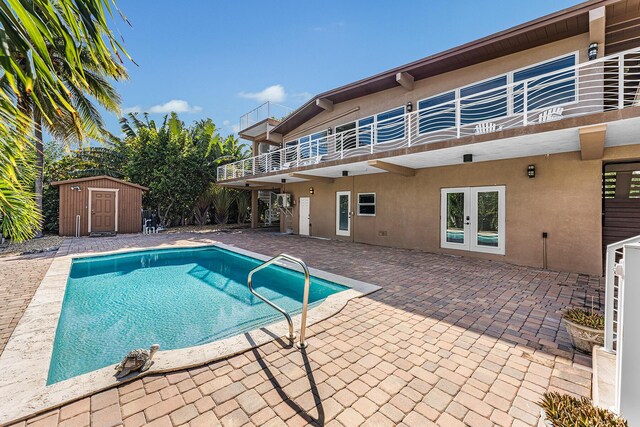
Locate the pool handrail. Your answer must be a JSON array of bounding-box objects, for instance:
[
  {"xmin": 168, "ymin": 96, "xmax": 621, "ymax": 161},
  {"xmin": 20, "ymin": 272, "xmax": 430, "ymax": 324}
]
[{"xmin": 247, "ymin": 253, "xmax": 311, "ymax": 349}]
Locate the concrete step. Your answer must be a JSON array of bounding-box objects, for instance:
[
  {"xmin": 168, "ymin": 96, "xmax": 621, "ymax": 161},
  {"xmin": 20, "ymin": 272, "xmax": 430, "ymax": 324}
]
[{"xmin": 592, "ymin": 345, "xmax": 617, "ymax": 411}]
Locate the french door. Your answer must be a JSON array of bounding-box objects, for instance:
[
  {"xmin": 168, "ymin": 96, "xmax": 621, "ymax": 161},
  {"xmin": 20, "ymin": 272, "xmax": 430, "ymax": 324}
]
[
  {"xmin": 336, "ymin": 191, "xmax": 351, "ymax": 236},
  {"xmin": 440, "ymin": 186, "xmax": 505, "ymax": 255}
]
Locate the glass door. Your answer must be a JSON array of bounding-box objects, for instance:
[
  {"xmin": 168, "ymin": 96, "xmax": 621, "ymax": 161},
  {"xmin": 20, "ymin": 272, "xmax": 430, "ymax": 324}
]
[
  {"xmin": 336, "ymin": 191, "xmax": 351, "ymax": 236},
  {"xmin": 441, "ymin": 186, "xmax": 505, "ymax": 255},
  {"xmin": 441, "ymin": 188, "xmax": 470, "ymax": 250},
  {"xmin": 470, "ymin": 187, "xmax": 505, "ymax": 254}
]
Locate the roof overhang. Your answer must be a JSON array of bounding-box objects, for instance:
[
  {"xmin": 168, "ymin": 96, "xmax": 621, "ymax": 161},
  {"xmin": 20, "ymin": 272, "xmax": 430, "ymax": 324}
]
[{"xmin": 271, "ymin": 0, "xmax": 625, "ymax": 136}]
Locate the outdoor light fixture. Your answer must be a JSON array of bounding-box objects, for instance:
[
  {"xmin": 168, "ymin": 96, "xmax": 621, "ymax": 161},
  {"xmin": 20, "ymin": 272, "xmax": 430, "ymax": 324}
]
[
  {"xmin": 342, "ymin": 171, "xmax": 349, "ymax": 177},
  {"xmin": 281, "ymin": 178, "xmax": 286, "ymax": 184},
  {"xmin": 70, "ymin": 185, "xmax": 81, "ymax": 191},
  {"xmin": 527, "ymin": 164, "xmax": 536, "ymax": 178},
  {"xmin": 245, "ymin": 183, "xmax": 250, "ymax": 187},
  {"xmin": 588, "ymin": 42, "xmax": 598, "ymax": 60},
  {"xmin": 327, "ymin": 127, "xmax": 333, "ymax": 135},
  {"xmin": 463, "ymin": 154, "xmax": 473, "ymax": 163},
  {"xmin": 406, "ymin": 101, "xmax": 413, "ymax": 112},
  {"xmin": 309, "ymin": 187, "xmax": 314, "ymax": 195}
]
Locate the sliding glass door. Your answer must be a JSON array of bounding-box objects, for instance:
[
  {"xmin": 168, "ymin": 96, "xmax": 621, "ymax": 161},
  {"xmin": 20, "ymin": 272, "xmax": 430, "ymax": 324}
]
[{"xmin": 441, "ymin": 186, "xmax": 505, "ymax": 255}]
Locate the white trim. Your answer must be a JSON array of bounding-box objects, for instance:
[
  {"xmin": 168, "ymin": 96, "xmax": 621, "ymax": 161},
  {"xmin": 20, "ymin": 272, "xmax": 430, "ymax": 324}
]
[
  {"xmin": 298, "ymin": 196, "xmax": 310, "ymax": 236},
  {"xmin": 336, "ymin": 191, "xmax": 351, "ymax": 236},
  {"xmin": 87, "ymin": 187, "xmax": 119, "ymax": 233},
  {"xmin": 357, "ymin": 192, "xmax": 376, "ymax": 216},
  {"xmin": 470, "ymin": 186, "xmax": 506, "ymax": 255},
  {"xmin": 440, "ymin": 186, "xmax": 506, "ymax": 255},
  {"xmin": 440, "ymin": 187, "xmax": 470, "ymax": 251}
]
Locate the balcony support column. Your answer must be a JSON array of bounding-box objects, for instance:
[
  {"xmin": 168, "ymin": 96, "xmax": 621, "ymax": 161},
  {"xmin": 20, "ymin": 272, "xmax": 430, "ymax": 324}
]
[{"xmin": 251, "ymin": 189, "xmax": 258, "ymax": 229}]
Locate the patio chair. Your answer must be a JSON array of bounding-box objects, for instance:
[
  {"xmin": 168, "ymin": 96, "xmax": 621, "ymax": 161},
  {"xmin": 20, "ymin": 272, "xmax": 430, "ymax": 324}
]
[
  {"xmin": 474, "ymin": 122, "xmax": 503, "ymax": 135},
  {"xmin": 536, "ymin": 107, "xmax": 564, "ymax": 123}
]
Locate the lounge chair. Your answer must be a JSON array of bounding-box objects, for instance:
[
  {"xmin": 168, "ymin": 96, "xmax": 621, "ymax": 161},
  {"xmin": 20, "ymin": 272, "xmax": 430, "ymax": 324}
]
[
  {"xmin": 474, "ymin": 122, "xmax": 503, "ymax": 135},
  {"xmin": 536, "ymin": 107, "xmax": 564, "ymax": 123}
]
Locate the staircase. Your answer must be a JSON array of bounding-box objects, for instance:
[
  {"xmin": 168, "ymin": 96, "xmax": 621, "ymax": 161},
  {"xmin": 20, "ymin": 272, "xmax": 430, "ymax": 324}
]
[{"xmin": 258, "ymin": 191, "xmax": 280, "ymax": 226}]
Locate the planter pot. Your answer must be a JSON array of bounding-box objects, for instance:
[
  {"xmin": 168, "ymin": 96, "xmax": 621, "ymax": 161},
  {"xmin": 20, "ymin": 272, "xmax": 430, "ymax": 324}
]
[{"xmin": 563, "ymin": 318, "xmax": 604, "ymax": 354}]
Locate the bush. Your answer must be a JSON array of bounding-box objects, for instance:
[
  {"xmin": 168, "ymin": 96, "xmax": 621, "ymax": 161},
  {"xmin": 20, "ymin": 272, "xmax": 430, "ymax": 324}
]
[
  {"xmin": 563, "ymin": 308, "xmax": 604, "ymax": 330},
  {"xmin": 540, "ymin": 392, "xmax": 627, "ymax": 427}
]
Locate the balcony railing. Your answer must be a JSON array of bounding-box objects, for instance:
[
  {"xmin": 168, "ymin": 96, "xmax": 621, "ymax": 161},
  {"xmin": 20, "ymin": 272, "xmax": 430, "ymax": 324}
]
[
  {"xmin": 239, "ymin": 101, "xmax": 294, "ymax": 132},
  {"xmin": 220, "ymin": 48, "xmax": 640, "ymax": 181}
]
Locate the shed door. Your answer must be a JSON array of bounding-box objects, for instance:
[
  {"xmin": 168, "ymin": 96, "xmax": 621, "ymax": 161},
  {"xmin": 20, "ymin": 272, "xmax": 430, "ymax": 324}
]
[{"xmin": 91, "ymin": 191, "xmax": 116, "ymax": 232}]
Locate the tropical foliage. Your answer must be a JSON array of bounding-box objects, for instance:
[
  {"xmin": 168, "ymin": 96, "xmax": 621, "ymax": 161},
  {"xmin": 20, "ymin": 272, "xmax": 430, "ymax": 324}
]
[
  {"xmin": 563, "ymin": 308, "xmax": 605, "ymax": 330},
  {"xmin": 0, "ymin": 0, "xmax": 132, "ymax": 241},
  {"xmin": 540, "ymin": 392, "xmax": 627, "ymax": 427}
]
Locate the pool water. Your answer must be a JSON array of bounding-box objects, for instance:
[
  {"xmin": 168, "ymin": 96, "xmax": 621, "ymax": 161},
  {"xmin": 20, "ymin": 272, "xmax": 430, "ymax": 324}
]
[{"xmin": 48, "ymin": 246, "xmax": 346, "ymax": 384}]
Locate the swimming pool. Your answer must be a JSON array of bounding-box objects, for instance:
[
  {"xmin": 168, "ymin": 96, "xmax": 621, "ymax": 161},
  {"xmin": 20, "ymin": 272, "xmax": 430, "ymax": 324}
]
[{"xmin": 48, "ymin": 246, "xmax": 346, "ymax": 384}]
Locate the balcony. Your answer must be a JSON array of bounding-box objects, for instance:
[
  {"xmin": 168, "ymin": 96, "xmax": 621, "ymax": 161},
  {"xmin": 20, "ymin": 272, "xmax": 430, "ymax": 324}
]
[
  {"xmin": 238, "ymin": 101, "xmax": 293, "ymax": 142},
  {"xmin": 219, "ymin": 48, "xmax": 640, "ymax": 182}
]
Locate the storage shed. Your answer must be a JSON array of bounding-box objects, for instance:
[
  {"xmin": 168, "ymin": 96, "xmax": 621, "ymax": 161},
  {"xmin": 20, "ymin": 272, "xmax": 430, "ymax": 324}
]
[{"xmin": 51, "ymin": 176, "xmax": 148, "ymax": 236}]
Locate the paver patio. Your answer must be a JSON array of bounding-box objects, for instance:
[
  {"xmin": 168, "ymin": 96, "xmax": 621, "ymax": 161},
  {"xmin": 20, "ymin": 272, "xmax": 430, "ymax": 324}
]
[{"xmin": 1, "ymin": 229, "xmax": 602, "ymax": 426}]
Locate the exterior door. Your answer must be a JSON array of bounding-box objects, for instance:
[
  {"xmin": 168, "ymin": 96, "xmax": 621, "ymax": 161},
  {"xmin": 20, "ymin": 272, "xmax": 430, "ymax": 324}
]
[
  {"xmin": 91, "ymin": 191, "xmax": 116, "ymax": 232},
  {"xmin": 441, "ymin": 186, "xmax": 505, "ymax": 255},
  {"xmin": 299, "ymin": 197, "xmax": 310, "ymax": 236},
  {"xmin": 336, "ymin": 191, "xmax": 351, "ymax": 236}
]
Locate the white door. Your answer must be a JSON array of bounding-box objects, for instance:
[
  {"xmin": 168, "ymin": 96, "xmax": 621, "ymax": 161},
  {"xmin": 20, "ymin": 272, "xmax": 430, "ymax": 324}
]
[
  {"xmin": 299, "ymin": 197, "xmax": 310, "ymax": 236},
  {"xmin": 441, "ymin": 186, "xmax": 505, "ymax": 255},
  {"xmin": 441, "ymin": 188, "xmax": 470, "ymax": 250},
  {"xmin": 336, "ymin": 191, "xmax": 351, "ymax": 236}
]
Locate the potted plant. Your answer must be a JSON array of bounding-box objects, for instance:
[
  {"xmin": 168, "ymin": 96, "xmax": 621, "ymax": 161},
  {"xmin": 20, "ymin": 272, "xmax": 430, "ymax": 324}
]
[
  {"xmin": 562, "ymin": 307, "xmax": 604, "ymax": 353},
  {"xmin": 538, "ymin": 392, "xmax": 627, "ymax": 426}
]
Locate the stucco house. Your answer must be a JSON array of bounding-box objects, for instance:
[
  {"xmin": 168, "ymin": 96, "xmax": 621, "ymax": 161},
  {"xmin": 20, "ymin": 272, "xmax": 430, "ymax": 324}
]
[{"xmin": 218, "ymin": 0, "xmax": 640, "ymax": 275}]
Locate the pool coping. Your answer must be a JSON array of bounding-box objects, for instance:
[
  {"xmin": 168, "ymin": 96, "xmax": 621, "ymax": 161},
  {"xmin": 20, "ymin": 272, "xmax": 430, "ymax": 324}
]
[{"xmin": 0, "ymin": 241, "xmax": 380, "ymax": 425}]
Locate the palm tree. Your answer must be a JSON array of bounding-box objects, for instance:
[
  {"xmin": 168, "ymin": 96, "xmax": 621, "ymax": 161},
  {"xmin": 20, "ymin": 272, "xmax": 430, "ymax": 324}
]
[
  {"xmin": 0, "ymin": 0, "xmax": 132, "ymax": 241},
  {"xmin": 2, "ymin": 39, "xmax": 127, "ymax": 234}
]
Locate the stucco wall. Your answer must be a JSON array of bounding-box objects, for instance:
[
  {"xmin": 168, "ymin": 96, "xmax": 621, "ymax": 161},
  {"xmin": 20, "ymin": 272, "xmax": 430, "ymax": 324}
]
[
  {"xmin": 281, "ymin": 150, "xmax": 605, "ymax": 275},
  {"xmin": 282, "ymin": 33, "xmax": 590, "ymax": 143}
]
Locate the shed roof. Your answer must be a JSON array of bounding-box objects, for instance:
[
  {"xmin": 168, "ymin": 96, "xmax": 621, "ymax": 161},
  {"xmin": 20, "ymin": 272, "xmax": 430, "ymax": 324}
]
[{"xmin": 51, "ymin": 175, "xmax": 149, "ymax": 191}]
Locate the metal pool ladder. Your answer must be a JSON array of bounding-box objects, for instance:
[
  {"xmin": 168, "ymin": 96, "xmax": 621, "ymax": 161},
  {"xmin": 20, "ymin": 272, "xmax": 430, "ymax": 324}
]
[{"xmin": 247, "ymin": 254, "xmax": 311, "ymax": 349}]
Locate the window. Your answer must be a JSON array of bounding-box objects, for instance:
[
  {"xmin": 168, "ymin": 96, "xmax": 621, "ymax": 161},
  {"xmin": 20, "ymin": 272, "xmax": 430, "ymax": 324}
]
[
  {"xmin": 357, "ymin": 193, "xmax": 376, "ymax": 216},
  {"xmin": 460, "ymin": 76, "xmax": 508, "ymax": 125},
  {"xmin": 358, "ymin": 116, "xmax": 374, "ymax": 146},
  {"xmin": 376, "ymin": 107, "xmax": 405, "ymax": 143},
  {"xmin": 418, "ymin": 91, "xmax": 456, "ymax": 134},
  {"xmin": 513, "ymin": 54, "xmax": 576, "ymax": 113},
  {"xmin": 285, "ymin": 140, "xmax": 298, "ymax": 164},
  {"xmin": 309, "ymin": 131, "xmax": 328, "ymax": 156},
  {"xmin": 336, "ymin": 122, "xmax": 357, "ymax": 151}
]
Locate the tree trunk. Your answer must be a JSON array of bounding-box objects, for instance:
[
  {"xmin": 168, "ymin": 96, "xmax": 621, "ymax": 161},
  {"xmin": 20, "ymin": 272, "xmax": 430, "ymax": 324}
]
[{"xmin": 34, "ymin": 115, "xmax": 44, "ymax": 237}]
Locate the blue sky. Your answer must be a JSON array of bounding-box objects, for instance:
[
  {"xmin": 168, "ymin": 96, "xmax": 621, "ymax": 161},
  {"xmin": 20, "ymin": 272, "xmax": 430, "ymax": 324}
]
[{"xmin": 105, "ymin": 0, "xmax": 581, "ymax": 139}]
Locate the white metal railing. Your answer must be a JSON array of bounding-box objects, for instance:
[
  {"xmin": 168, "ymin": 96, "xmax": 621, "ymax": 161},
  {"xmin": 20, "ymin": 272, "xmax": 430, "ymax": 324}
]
[
  {"xmin": 604, "ymin": 234, "xmax": 640, "ymax": 353},
  {"xmin": 239, "ymin": 101, "xmax": 294, "ymax": 131},
  {"xmin": 219, "ymin": 47, "xmax": 640, "ymax": 181}
]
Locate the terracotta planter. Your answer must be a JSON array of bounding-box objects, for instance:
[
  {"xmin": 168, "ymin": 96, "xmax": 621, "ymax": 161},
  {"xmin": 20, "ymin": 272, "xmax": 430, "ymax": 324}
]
[{"xmin": 563, "ymin": 318, "xmax": 604, "ymax": 354}]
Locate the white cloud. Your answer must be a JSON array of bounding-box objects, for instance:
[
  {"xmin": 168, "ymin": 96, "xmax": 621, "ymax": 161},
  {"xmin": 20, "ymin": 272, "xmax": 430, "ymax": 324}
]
[
  {"xmin": 312, "ymin": 21, "xmax": 346, "ymax": 32},
  {"xmin": 223, "ymin": 120, "xmax": 231, "ymax": 126},
  {"xmin": 122, "ymin": 105, "xmax": 142, "ymax": 114},
  {"xmin": 231, "ymin": 123, "xmax": 240, "ymax": 133},
  {"xmin": 238, "ymin": 85, "xmax": 286, "ymax": 104},
  {"xmin": 148, "ymin": 99, "xmax": 202, "ymax": 114}
]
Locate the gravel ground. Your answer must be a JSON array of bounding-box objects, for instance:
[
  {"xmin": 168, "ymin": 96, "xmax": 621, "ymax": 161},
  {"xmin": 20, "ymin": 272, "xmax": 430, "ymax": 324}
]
[{"xmin": 0, "ymin": 235, "xmax": 64, "ymax": 257}]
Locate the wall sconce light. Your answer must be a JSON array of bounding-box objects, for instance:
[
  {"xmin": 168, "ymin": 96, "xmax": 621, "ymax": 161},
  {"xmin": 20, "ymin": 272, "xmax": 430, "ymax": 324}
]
[
  {"xmin": 588, "ymin": 42, "xmax": 598, "ymax": 61},
  {"xmin": 527, "ymin": 164, "xmax": 536, "ymax": 178},
  {"xmin": 463, "ymin": 154, "xmax": 473, "ymax": 163},
  {"xmin": 327, "ymin": 127, "xmax": 333, "ymax": 135},
  {"xmin": 342, "ymin": 171, "xmax": 349, "ymax": 177},
  {"xmin": 70, "ymin": 185, "xmax": 81, "ymax": 191},
  {"xmin": 406, "ymin": 101, "xmax": 413, "ymax": 113},
  {"xmin": 309, "ymin": 187, "xmax": 314, "ymax": 195},
  {"xmin": 281, "ymin": 178, "xmax": 287, "ymax": 184}
]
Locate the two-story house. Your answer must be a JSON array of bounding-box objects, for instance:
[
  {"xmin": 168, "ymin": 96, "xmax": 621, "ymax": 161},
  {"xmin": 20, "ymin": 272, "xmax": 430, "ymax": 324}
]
[{"xmin": 218, "ymin": 0, "xmax": 640, "ymax": 275}]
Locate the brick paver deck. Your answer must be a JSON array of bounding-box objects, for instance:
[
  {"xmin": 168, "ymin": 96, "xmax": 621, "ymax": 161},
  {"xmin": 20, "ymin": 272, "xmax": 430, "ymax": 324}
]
[{"xmin": 2, "ymin": 230, "xmax": 602, "ymax": 426}]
